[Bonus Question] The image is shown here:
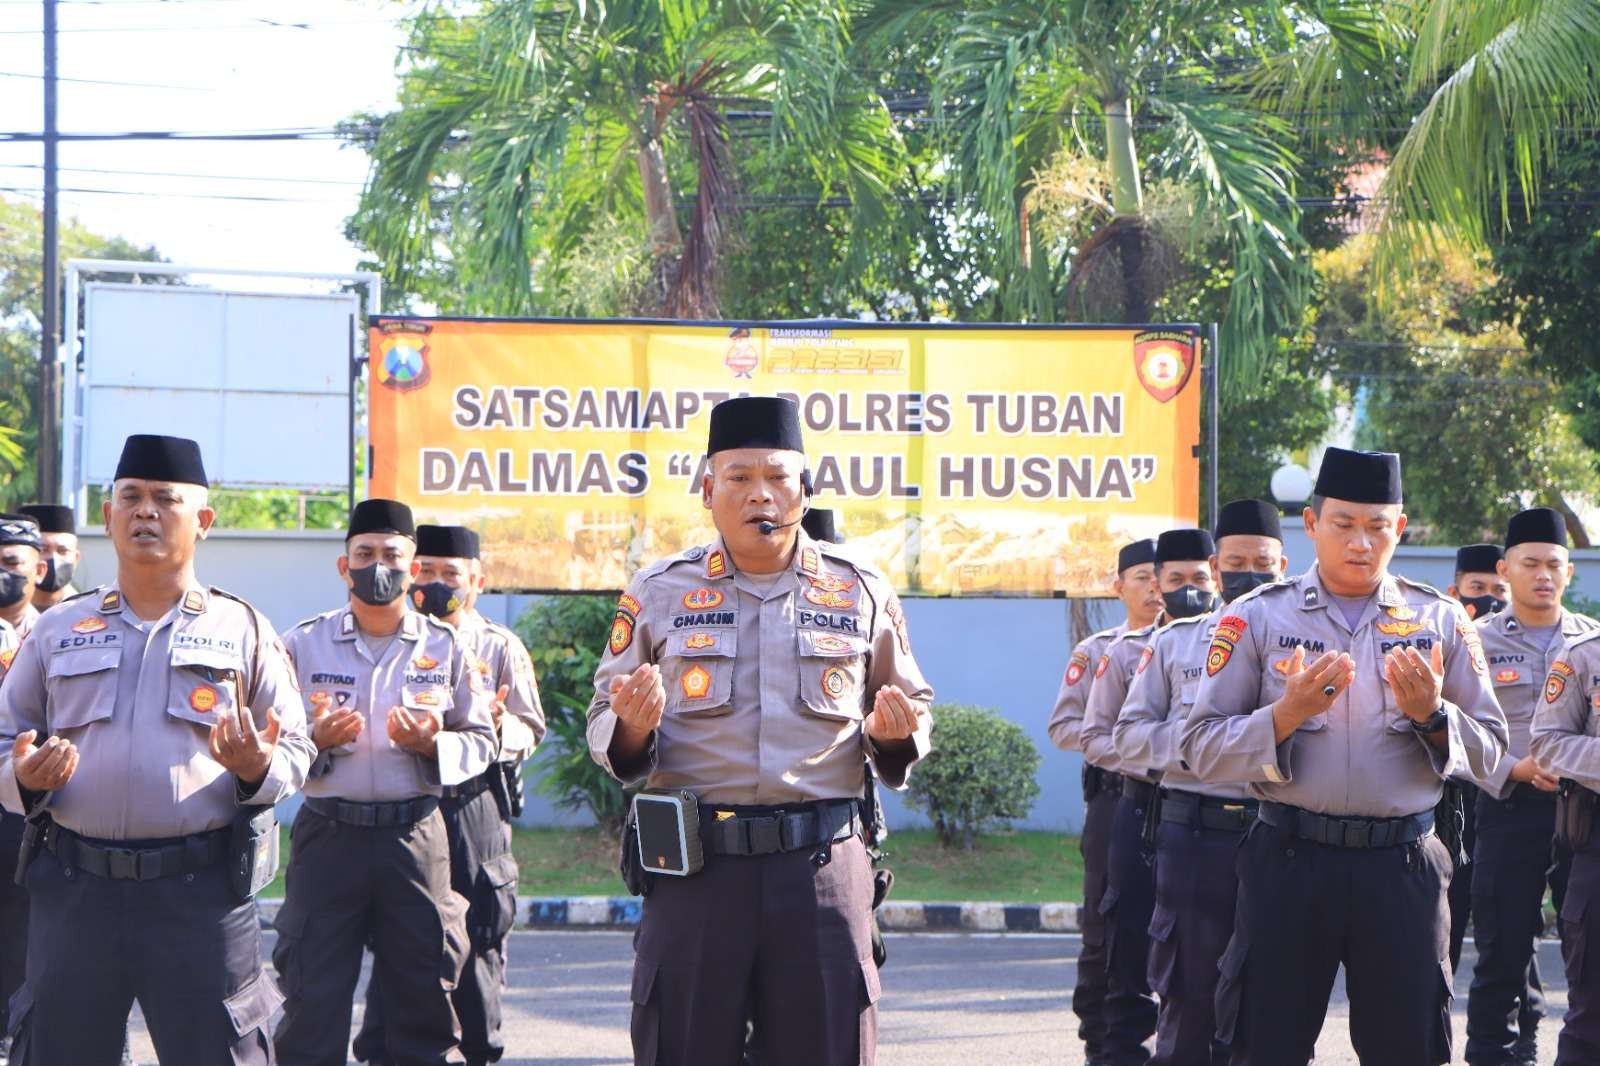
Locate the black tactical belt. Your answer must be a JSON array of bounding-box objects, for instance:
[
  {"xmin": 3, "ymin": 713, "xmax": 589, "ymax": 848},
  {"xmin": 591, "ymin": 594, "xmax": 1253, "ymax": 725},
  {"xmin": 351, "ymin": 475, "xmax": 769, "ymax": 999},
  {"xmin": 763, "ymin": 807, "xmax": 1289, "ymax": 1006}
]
[
  {"xmin": 703, "ymin": 799, "xmax": 861, "ymax": 857},
  {"xmin": 44, "ymin": 820, "xmax": 229, "ymax": 881},
  {"xmin": 1160, "ymin": 789, "xmax": 1258, "ymax": 832},
  {"xmin": 1121, "ymin": 778, "xmax": 1159, "ymax": 805},
  {"xmin": 441, "ymin": 773, "xmax": 493, "ymax": 801},
  {"xmin": 1083, "ymin": 764, "xmax": 1123, "ymax": 798},
  {"xmin": 305, "ymin": 795, "xmax": 439, "ymax": 828},
  {"xmin": 1259, "ymin": 801, "xmax": 1434, "ymax": 849}
]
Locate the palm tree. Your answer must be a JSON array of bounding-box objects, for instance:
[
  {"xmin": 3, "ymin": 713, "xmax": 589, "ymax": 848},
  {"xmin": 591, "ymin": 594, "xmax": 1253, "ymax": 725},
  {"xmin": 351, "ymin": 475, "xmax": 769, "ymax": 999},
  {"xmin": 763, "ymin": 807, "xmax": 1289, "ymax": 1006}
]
[
  {"xmin": 858, "ymin": 0, "xmax": 1313, "ymax": 386},
  {"xmin": 356, "ymin": 0, "xmax": 903, "ymax": 318}
]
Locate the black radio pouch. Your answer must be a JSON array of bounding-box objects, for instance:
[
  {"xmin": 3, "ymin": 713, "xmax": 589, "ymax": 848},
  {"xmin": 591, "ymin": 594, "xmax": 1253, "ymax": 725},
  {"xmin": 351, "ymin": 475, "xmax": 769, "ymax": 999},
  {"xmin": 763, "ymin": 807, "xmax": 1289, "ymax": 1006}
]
[
  {"xmin": 1557, "ymin": 778, "xmax": 1596, "ymax": 851},
  {"xmin": 228, "ymin": 806, "xmax": 280, "ymax": 901}
]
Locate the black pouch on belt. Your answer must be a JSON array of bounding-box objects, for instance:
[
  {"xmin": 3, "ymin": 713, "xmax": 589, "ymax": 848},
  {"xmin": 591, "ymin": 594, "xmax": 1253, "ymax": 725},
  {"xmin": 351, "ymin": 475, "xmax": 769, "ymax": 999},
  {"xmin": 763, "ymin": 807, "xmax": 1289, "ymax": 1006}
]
[
  {"xmin": 1557, "ymin": 778, "xmax": 1596, "ymax": 851},
  {"xmin": 634, "ymin": 789, "xmax": 704, "ymax": 877},
  {"xmin": 228, "ymin": 806, "xmax": 280, "ymax": 901},
  {"xmin": 619, "ymin": 804, "xmax": 652, "ymax": 897}
]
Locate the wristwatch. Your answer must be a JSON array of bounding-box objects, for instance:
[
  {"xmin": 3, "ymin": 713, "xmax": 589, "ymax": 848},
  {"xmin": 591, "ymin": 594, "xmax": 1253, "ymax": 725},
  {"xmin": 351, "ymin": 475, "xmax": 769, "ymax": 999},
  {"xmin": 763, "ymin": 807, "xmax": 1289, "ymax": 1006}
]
[{"xmin": 1414, "ymin": 707, "xmax": 1450, "ymax": 734}]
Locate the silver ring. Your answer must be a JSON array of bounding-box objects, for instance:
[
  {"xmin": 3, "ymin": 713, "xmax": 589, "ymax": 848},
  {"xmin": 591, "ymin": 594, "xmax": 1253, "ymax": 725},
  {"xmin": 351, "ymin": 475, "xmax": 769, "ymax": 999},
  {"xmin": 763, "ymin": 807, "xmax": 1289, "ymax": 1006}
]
[{"xmin": 1322, "ymin": 684, "xmax": 1337, "ymax": 697}]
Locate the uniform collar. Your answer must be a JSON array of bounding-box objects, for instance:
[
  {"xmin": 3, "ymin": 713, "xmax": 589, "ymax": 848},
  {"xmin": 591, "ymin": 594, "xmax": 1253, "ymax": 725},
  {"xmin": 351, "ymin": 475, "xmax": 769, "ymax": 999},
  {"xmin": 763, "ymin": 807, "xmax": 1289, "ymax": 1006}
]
[
  {"xmin": 95, "ymin": 582, "xmax": 207, "ymax": 618},
  {"xmin": 335, "ymin": 606, "xmax": 425, "ymax": 642},
  {"xmin": 1298, "ymin": 565, "xmax": 1404, "ymax": 611},
  {"xmin": 697, "ymin": 533, "xmax": 823, "ymax": 582},
  {"xmin": 1499, "ymin": 607, "xmax": 1584, "ymax": 636}
]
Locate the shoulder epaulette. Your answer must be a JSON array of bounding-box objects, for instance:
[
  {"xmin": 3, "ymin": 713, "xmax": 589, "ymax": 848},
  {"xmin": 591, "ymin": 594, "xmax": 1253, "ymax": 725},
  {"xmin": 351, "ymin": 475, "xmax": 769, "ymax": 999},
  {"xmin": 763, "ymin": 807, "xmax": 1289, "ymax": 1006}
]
[
  {"xmin": 1569, "ymin": 611, "xmax": 1600, "ymax": 632},
  {"xmin": 1567, "ymin": 628, "xmax": 1600, "ymax": 651},
  {"xmin": 1394, "ymin": 574, "xmax": 1448, "ymax": 599},
  {"xmin": 634, "ymin": 545, "xmax": 709, "ymax": 581},
  {"xmin": 289, "ymin": 605, "xmax": 340, "ymax": 634},
  {"xmin": 58, "ymin": 585, "xmax": 101, "ymax": 606},
  {"xmin": 1233, "ymin": 578, "xmax": 1296, "ymax": 608}
]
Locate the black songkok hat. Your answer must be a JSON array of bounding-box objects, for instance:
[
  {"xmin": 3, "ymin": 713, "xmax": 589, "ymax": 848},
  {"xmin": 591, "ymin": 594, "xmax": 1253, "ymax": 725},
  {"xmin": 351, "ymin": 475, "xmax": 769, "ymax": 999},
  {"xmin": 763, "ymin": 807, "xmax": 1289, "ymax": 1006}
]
[
  {"xmin": 1506, "ymin": 507, "xmax": 1568, "ymax": 550},
  {"xmin": 347, "ymin": 499, "xmax": 415, "ymax": 542},
  {"xmin": 0, "ymin": 514, "xmax": 42, "ymax": 551},
  {"xmin": 1117, "ymin": 539, "xmax": 1157, "ymax": 573},
  {"xmin": 1157, "ymin": 528, "xmax": 1215, "ymax": 564},
  {"xmin": 416, "ymin": 524, "xmax": 480, "ymax": 559},
  {"xmin": 113, "ymin": 434, "xmax": 208, "ymax": 486},
  {"xmin": 1215, "ymin": 498, "xmax": 1282, "ymax": 542},
  {"xmin": 1312, "ymin": 446, "xmax": 1402, "ymax": 505},
  {"xmin": 20, "ymin": 504, "xmax": 73, "ymax": 534},
  {"xmin": 801, "ymin": 508, "xmax": 842, "ymax": 544},
  {"xmin": 707, "ymin": 397, "xmax": 806, "ymax": 455},
  {"xmin": 1455, "ymin": 543, "xmax": 1504, "ymax": 574}
]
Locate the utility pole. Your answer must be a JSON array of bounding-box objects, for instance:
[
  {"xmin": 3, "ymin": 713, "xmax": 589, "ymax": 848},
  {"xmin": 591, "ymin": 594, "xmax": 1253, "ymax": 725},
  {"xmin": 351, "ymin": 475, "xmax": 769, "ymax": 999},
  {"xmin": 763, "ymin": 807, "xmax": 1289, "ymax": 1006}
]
[{"xmin": 38, "ymin": 0, "xmax": 61, "ymax": 501}]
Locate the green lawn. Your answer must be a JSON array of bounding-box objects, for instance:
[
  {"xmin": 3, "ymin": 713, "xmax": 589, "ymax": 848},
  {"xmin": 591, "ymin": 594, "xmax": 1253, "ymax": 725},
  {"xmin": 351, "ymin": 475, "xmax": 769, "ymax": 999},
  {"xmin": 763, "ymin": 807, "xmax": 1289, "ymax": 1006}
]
[{"xmin": 262, "ymin": 825, "xmax": 1084, "ymax": 903}]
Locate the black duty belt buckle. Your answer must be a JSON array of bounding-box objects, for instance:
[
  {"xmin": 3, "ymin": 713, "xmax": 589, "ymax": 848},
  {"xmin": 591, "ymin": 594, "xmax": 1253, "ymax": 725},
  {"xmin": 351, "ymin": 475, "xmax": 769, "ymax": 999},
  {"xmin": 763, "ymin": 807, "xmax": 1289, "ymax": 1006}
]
[
  {"xmin": 1341, "ymin": 820, "xmax": 1373, "ymax": 848},
  {"xmin": 105, "ymin": 847, "xmax": 154, "ymax": 881},
  {"xmin": 749, "ymin": 815, "xmax": 783, "ymax": 855}
]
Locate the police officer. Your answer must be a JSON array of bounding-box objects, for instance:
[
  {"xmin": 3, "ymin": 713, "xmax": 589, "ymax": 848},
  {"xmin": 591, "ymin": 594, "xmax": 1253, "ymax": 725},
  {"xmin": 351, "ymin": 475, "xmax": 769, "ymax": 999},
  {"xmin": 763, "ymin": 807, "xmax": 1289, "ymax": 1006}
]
[
  {"xmin": 1049, "ymin": 537, "xmax": 1160, "ymax": 1065},
  {"xmin": 354, "ymin": 523, "xmax": 545, "ymax": 1066},
  {"xmin": 1466, "ymin": 510, "xmax": 1596, "ymax": 1066},
  {"xmin": 1083, "ymin": 528, "xmax": 1219, "ymax": 1066},
  {"xmin": 0, "ymin": 515, "xmax": 45, "ymax": 645},
  {"xmin": 1113, "ymin": 500, "xmax": 1287, "ymax": 1066},
  {"xmin": 587, "ymin": 396, "xmax": 933, "ymax": 1066},
  {"xmin": 273, "ymin": 500, "xmax": 499, "ymax": 1066},
  {"xmin": 1446, "ymin": 543, "xmax": 1510, "ymax": 974},
  {"xmin": 1528, "ymin": 625, "xmax": 1600, "ymax": 1063},
  {"xmin": 17, "ymin": 505, "xmax": 79, "ymax": 611},
  {"xmin": 0, "ymin": 433, "xmax": 315, "ymax": 1064},
  {"xmin": 1180, "ymin": 447, "xmax": 1508, "ymax": 1065}
]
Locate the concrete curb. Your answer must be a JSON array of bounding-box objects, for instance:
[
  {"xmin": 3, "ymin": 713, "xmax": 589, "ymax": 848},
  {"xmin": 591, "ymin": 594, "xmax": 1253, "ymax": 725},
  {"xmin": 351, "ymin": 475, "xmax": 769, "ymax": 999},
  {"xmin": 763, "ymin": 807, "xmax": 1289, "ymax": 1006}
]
[{"xmin": 256, "ymin": 896, "xmax": 1081, "ymax": 933}]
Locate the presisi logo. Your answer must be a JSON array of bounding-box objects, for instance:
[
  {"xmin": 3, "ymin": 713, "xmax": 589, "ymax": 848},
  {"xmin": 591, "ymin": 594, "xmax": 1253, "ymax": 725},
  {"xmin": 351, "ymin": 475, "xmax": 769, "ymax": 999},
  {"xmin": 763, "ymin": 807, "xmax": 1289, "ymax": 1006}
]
[{"xmin": 765, "ymin": 347, "xmax": 905, "ymax": 375}]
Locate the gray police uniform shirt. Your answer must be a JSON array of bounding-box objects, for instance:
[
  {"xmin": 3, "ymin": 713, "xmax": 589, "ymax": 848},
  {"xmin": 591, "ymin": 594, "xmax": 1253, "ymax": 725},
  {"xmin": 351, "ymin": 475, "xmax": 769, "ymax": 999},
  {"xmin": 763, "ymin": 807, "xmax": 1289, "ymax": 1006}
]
[
  {"xmin": 1081, "ymin": 621, "xmax": 1163, "ymax": 782},
  {"xmin": 1179, "ymin": 566, "xmax": 1508, "ymax": 818},
  {"xmin": 1529, "ymin": 630, "xmax": 1600, "ymax": 791},
  {"xmin": 456, "ymin": 610, "xmax": 546, "ymax": 763},
  {"xmin": 586, "ymin": 533, "xmax": 935, "ymax": 805},
  {"xmin": 1115, "ymin": 611, "xmax": 1251, "ymax": 800},
  {"xmin": 1047, "ymin": 624, "xmax": 1127, "ymax": 754},
  {"xmin": 0, "ymin": 616, "xmax": 17, "ymax": 676},
  {"xmin": 285, "ymin": 606, "xmax": 497, "ymax": 802},
  {"xmin": 8, "ymin": 603, "xmax": 39, "ymax": 642},
  {"xmin": 0, "ymin": 584, "xmax": 316, "ymax": 839},
  {"xmin": 1475, "ymin": 608, "xmax": 1599, "ymax": 799}
]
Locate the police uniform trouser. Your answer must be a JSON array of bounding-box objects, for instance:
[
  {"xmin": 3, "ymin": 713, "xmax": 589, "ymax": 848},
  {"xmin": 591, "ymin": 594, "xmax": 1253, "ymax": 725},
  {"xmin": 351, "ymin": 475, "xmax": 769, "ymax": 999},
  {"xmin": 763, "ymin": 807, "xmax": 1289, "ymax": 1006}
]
[
  {"xmin": 1150, "ymin": 818, "xmax": 1243, "ymax": 1066},
  {"xmin": 629, "ymin": 834, "xmax": 878, "ymax": 1066},
  {"xmin": 1555, "ymin": 839, "xmax": 1600, "ymax": 1064},
  {"xmin": 6, "ymin": 840, "xmax": 280, "ymax": 1065},
  {"xmin": 1075, "ymin": 779, "xmax": 1119, "ymax": 1061},
  {"xmin": 1466, "ymin": 785, "xmax": 1564, "ymax": 1065},
  {"xmin": 1449, "ymin": 792, "xmax": 1477, "ymax": 972},
  {"xmin": 355, "ymin": 784, "xmax": 519, "ymax": 1066},
  {"xmin": 1101, "ymin": 789, "xmax": 1158, "ymax": 1066},
  {"xmin": 1220, "ymin": 818, "xmax": 1454, "ymax": 1066},
  {"xmin": 272, "ymin": 803, "xmax": 470, "ymax": 1066},
  {"xmin": 0, "ymin": 812, "xmax": 27, "ymax": 1038}
]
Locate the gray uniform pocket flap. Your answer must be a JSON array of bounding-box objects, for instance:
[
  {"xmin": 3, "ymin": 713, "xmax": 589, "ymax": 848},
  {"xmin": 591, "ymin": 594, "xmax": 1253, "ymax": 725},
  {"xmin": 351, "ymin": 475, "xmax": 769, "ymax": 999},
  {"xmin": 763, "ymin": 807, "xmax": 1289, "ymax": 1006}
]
[
  {"xmin": 222, "ymin": 971, "xmax": 284, "ymax": 1038},
  {"xmin": 47, "ymin": 646, "xmax": 119, "ymax": 678},
  {"xmin": 798, "ymin": 630, "xmax": 869, "ymax": 659},
  {"xmin": 630, "ymin": 956, "xmax": 659, "ymax": 1005},
  {"xmin": 480, "ymin": 851, "xmax": 519, "ymax": 889},
  {"xmin": 665, "ymin": 630, "xmax": 738, "ymax": 658}
]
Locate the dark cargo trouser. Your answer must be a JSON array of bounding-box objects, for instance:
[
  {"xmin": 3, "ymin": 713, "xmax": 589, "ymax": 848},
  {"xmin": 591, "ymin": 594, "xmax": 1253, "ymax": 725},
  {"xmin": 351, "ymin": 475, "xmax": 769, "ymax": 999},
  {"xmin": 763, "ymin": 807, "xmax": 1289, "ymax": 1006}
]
[
  {"xmin": 1149, "ymin": 817, "xmax": 1244, "ymax": 1066},
  {"xmin": 7, "ymin": 844, "xmax": 279, "ymax": 1065},
  {"xmin": 1556, "ymin": 841, "xmax": 1600, "ymax": 1064},
  {"xmin": 0, "ymin": 812, "xmax": 27, "ymax": 1037},
  {"xmin": 1101, "ymin": 789, "xmax": 1158, "ymax": 1066},
  {"xmin": 1075, "ymin": 777, "xmax": 1120, "ymax": 1061},
  {"xmin": 355, "ymin": 785, "xmax": 520, "ymax": 1066},
  {"xmin": 272, "ymin": 803, "xmax": 469, "ymax": 1066},
  {"xmin": 1467, "ymin": 785, "xmax": 1566, "ymax": 1065},
  {"xmin": 1220, "ymin": 819, "xmax": 1454, "ymax": 1066},
  {"xmin": 630, "ymin": 833, "xmax": 879, "ymax": 1066}
]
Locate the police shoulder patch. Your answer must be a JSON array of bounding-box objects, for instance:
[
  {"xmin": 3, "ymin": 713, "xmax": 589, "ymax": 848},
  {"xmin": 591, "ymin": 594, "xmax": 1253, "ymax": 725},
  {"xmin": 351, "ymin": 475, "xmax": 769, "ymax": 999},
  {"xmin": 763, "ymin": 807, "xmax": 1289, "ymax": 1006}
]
[{"xmin": 608, "ymin": 613, "xmax": 635, "ymax": 656}]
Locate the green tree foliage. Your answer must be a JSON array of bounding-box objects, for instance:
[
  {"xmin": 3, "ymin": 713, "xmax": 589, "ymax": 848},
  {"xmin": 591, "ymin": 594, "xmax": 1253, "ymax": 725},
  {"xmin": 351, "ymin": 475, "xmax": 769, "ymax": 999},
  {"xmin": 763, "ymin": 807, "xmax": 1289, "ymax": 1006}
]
[{"xmin": 904, "ymin": 703, "xmax": 1040, "ymax": 851}]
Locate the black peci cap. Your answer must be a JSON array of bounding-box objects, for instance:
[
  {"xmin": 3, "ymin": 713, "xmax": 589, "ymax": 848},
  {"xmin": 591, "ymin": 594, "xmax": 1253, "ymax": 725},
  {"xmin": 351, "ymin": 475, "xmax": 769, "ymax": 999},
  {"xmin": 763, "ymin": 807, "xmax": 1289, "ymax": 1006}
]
[
  {"xmin": 347, "ymin": 499, "xmax": 415, "ymax": 541},
  {"xmin": 19, "ymin": 503, "xmax": 73, "ymax": 534},
  {"xmin": 801, "ymin": 508, "xmax": 842, "ymax": 544},
  {"xmin": 1313, "ymin": 446, "xmax": 1402, "ymax": 505},
  {"xmin": 707, "ymin": 397, "xmax": 805, "ymax": 455},
  {"xmin": 416, "ymin": 524, "xmax": 480, "ymax": 559},
  {"xmin": 1157, "ymin": 529, "xmax": 1215, "ymax": 564},
  {"xmin": 113, "ymin": 434, "xmax": 208, "ymax": 487},
  {"xmin": 1506, "ymin": 507, "xmax": 1568, "ymax": 550},
  {"xmin": 1117, "ymin": 539, "xmax": 1157, "ymax": 573},
  {"xmin": 1455, "ymin": 543, "xmax": 1504, "ymax": 574},
  {"xmin": 1215, "ymin": 498, "xmax": 1282, "ymax": 542},
  {"xmin": 0, "ymin": 514, "xmax": 42, "ymax": 551}
]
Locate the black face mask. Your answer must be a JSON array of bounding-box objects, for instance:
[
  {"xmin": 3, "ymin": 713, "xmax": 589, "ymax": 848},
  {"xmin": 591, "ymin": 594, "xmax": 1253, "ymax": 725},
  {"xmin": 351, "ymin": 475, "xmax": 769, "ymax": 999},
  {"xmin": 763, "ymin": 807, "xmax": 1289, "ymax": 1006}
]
[
  {"xmin": 0, "ymin": 571, "xmax": 27, "ymax": 609},
  {"xmin": 37, "ymin": 556, "xmax": 74, "ymax": 593},
  {"xmin": 1460, "ymin": 594, "xmax": 1506, "ymax": 621},
  {"xmin": 411, "ymin": 581, "xmax": 465, "ymax": 619},
  {"xmin": 1221, "ymin": 570, "xmax": 1278, "ymax": 604},
  {"xmin": 348, "ymin": 563, "xmax": 409, "ymax": 606},
  {"xmin": 1162, "ymin": 585, "xmax": 1219, "ymax": 620}
]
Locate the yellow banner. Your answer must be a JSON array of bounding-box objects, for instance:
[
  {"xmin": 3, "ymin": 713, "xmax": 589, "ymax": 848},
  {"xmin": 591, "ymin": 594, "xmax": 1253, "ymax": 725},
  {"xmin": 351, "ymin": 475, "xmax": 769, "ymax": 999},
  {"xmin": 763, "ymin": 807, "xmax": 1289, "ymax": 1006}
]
[{"xmin": 368, "ymin": 318, "xmax": 1202, "ymax": 595}]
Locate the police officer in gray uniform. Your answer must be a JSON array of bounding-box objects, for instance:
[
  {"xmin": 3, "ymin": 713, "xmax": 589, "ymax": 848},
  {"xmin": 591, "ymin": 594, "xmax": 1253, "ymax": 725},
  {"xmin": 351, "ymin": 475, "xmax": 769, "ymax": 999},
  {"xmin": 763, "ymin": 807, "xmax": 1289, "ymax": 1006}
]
[
  {"xmin": 0, "ymin": 433, "xmax": 315, "ymax": 1065},
  {"xmin": 17, "ymin": 505, "xmax": 79, "ymax": 612},
  {"xmin": 1083, "ymin": 528, "xmax": 1220, "ymax": 1066},
  {"xmin": 354, "ymin": 523, "xmax": 545, "ymax": 1066},
  {"xmin": 1113, "ymin": 500, "xmax": 1287, "ymax": 1066},
  {"xmin": 1050, "ymin": 538, "xmax": 1160, "ymax": 1066},
  {"xmin": 273, "ymin": 499, "xmax": 498, "ymax": 1066},
  {"xmin": 1466, "ymin": 509, "xmax": 1596, "ymax": 1066},
  {"xmin": 1181, "ymin": 447, "xmax": 1508, "ymax": 1065},
  {"xmin": 588, "ymin": 396, "xmax": 933, "ymax": 1066}
]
